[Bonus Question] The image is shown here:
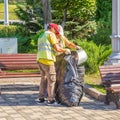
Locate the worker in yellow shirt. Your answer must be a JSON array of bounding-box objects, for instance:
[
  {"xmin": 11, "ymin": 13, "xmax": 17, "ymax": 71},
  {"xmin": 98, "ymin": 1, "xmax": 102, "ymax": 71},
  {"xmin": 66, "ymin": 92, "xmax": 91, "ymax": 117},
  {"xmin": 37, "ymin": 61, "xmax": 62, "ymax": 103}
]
[{"xmin": 37, "ymin": 23, "xmax": 71, "ymax": 105}]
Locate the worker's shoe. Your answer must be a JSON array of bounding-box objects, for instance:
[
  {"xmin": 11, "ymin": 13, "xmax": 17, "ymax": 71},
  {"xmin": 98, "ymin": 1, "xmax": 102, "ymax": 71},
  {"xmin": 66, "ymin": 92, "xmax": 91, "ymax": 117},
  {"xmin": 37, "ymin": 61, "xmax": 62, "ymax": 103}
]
[
  {"xmin": 47, "ymin": 100, "xmax": 58, "ymax": 105},
  {"xmin": 39, "ymin": 98, "xmax": 45, "ymax": 103}
]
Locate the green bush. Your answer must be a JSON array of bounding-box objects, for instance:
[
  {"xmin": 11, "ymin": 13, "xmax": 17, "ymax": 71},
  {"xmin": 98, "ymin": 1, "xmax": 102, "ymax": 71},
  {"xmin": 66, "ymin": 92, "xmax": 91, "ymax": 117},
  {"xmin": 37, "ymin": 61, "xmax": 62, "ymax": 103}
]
[
  {"xmin": 92, "ymin": 19, "xmax": 112, "ymax": 45},
  {"xmin": 0, "ymin": 25, "xmax": 19, "ymax": 37},
  {"xmin": 94, "ymin": 0, "xmax": 112, "ymax": 45},
  {"xmin": 73, "ymin": 40, "xmax": 112, "ymax": 73},
  {"xmin": 28, "ymin": 30, "xmax": 44, "ymax": 53},
  {"xmin": 0, "ymin": 25, "xmax": 30, "ymax": 53}
]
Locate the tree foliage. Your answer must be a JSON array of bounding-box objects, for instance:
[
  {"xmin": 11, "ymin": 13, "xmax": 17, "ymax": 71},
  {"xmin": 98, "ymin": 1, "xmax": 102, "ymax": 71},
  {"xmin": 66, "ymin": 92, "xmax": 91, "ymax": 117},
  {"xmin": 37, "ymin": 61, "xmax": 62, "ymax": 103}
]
[
  {"xmin": 15, "ymin": 0, "xmax": 43, "ymax": 33},
  {"xmin": 51, "ymin": 0, "xmax": 96, "ymax": 24},
  {"xmin": 93, "ymin": 0, "xmax": 112, "ymax": 45},
  {"xmin": 95, "ymin": 0, "xmax": 112, "ymax": 21},
  {"xmin": 51, "ymin": 0, "xmax": 96, "ymax": 39}
]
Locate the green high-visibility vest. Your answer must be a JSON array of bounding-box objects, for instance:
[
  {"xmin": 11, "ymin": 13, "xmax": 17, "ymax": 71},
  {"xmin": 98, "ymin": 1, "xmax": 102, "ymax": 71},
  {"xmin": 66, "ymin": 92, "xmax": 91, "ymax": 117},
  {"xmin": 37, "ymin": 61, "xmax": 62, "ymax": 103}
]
[{"xmin": 37, "ymin": 31, "xmax": 56, "ymax": 61}]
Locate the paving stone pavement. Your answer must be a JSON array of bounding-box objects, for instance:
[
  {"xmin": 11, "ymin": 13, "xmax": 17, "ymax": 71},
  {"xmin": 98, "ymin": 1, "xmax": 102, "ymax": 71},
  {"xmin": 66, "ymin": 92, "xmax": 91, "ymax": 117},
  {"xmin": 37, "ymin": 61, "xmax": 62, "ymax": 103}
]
[{"xmin": 0, "ymin": 78, "xmax": 120, "ymax": 120}]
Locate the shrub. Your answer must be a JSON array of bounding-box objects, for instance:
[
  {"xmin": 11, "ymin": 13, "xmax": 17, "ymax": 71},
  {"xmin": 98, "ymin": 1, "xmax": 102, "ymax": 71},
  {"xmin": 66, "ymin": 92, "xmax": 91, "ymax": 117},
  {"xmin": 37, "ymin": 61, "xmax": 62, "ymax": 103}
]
[
  {"xmin": 0, "ymin": 25, "xmax": 30, "ymax": 53},
  {"xmin": 92, "ymin": 19, "xmax": 112, "ymax": 45},
  {"xmin": 28, "ymin": 30, "xmax": 44, "ymax": 53},
  {"xmin": 73, "ymin": 40, "xmax": 112, "ymax": 73}
]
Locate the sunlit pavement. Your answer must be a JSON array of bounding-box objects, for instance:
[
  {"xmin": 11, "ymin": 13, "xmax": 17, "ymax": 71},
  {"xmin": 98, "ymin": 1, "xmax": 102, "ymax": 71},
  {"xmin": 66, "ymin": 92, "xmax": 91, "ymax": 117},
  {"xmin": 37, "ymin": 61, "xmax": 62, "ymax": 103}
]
[{"xmin": 0, "ymin": 78, "xmax": 120, "ymax": 120}]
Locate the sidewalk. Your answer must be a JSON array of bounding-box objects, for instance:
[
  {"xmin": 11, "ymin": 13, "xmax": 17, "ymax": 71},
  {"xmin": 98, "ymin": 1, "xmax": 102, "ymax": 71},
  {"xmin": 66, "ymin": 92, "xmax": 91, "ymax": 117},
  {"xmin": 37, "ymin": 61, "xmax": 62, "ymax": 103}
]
[{"xmin": 0, "ymin": 78, "xmax": 120, "ymax": 120}]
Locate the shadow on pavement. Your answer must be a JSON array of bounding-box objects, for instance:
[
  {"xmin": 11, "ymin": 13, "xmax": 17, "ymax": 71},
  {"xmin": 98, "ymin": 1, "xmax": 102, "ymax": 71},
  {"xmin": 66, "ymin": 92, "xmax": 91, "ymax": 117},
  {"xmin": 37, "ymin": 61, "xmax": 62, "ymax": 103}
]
[
  {"xmin": 0, "ymin": 84, "xmax": 117, "ymax": 110},
  {"xmin": 1, "ymin": 84, "xmax": 39, "ymax": 91}
]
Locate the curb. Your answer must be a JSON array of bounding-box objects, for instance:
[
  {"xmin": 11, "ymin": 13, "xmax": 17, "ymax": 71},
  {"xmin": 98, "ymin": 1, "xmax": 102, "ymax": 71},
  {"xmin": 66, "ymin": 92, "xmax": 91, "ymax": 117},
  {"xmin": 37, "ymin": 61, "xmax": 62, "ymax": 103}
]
[{"xmin": 83, "ymin": 84, "xmax": 106, "ymax": 102}]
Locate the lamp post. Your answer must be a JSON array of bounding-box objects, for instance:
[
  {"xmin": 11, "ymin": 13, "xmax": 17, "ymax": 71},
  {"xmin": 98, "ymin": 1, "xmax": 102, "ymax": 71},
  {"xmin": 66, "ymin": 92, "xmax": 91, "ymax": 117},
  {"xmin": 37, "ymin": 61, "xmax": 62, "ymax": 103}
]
[
  {"xmin": 106, "ymin": 0, "xmax": 120, "ymax": 65},
  {"xmin": 4, "ymin": 0, "xmax": 9, "ymax": 25}
]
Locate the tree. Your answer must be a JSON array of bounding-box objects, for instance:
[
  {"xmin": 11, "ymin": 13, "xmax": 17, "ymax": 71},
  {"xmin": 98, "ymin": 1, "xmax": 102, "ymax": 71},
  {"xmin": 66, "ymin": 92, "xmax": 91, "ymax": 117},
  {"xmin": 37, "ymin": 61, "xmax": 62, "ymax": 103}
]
[{"xmin": 51, "ymin": 0, "xmax": 96, "ymax": 39}]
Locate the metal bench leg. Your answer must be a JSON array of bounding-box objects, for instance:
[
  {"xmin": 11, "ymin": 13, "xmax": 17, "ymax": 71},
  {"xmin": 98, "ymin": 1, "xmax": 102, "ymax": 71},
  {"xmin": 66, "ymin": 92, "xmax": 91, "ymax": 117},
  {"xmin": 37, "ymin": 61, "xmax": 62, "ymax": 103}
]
[
  {"xmin": 104, "ymin": 90, "xmax": 110, "ymax": 105},
  {"xmin": 115, "ymin": 101, "xmax": 120, "ymax": 109},
  {"xmin": 114, "ymin": 93, "xmax": 120, "ymax": 109},
  {"xmin": 106, "ymin": 91, "xmax": 120, "ymax": 109}
]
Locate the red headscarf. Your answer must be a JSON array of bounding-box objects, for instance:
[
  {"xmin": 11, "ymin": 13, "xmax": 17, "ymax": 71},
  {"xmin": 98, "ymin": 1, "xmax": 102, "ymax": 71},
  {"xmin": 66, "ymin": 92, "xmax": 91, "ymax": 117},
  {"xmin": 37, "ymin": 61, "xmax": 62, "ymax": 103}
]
[{"xmin": 49, "ymin": 23, "xmax": 60, "ymax": 35}]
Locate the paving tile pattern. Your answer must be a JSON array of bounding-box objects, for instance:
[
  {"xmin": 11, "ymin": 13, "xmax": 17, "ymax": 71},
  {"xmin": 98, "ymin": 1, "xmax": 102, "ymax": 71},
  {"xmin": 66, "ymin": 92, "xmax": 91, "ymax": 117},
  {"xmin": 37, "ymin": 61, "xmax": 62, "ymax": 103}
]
[{"xmin": 0, "ymin": 78, "xmax": 120, "ymax": 120}]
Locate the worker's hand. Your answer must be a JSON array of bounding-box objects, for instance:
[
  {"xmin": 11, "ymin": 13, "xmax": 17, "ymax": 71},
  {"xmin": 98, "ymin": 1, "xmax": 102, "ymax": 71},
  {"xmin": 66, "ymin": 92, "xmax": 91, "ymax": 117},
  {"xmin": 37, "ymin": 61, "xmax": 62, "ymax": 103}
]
[
  {"xmin": 65, "ymin": 49, "xmax": 71, "ymax": 55},
  {"xmin": 76, "ymin": 46, "xmax": 82, "ymax": 50}
]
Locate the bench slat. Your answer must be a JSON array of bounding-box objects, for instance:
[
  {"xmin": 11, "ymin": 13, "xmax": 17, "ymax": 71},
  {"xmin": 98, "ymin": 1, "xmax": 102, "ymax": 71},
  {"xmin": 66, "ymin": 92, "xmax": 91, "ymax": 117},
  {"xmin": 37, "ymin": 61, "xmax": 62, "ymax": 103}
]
[
  {"xmin": 100, "ymin": 70, "xmax": 120, "ymax": 73},
  {"xmin": 0, "ymin": 72, "xmax": 41, "ymax": 78},
  {"xmin": 106, "ymin": 86, "xmax": 120, "ymax": 92},
  {"xmin": 0, "ymin": 54, "xmax": 36, "ymax": 56},
  {"xmin": 99, "ymin": 65, "xmax": 120, "ymax": 84},
  {"xmin": 0, "ymin": 65, "xmax": 38, "ymax": 70},
  {"xmin": 102, "ymin": 81, "xmax": 120, "ymax": 85},
  {"xmin": 99, "ymin": 65, "xmax": 120, "ymax": 69},
  {"xmin": 0, "ymin": 61, "xmax": 37, "ymax": 64}
]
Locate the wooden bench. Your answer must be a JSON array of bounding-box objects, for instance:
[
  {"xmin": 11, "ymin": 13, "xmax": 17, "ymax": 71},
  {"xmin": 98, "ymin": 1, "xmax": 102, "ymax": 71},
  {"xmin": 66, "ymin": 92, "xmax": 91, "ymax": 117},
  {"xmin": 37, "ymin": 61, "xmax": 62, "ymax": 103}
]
[
  {"xmin": 99, "ymin": 65, "xmax": 120, "ymax": 109},
  {"xmin": 0, "ymin": 54, "xmax": 41, "ymax": 78}
]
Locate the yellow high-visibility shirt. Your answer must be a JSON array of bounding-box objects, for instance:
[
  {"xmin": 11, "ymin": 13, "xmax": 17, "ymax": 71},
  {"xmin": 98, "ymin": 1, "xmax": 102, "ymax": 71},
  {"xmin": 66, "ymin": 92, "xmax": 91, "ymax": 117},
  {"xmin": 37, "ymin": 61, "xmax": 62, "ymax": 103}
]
[{"xmin": 38, "ymin": 32, "xmax": 58, "ymax": 65}]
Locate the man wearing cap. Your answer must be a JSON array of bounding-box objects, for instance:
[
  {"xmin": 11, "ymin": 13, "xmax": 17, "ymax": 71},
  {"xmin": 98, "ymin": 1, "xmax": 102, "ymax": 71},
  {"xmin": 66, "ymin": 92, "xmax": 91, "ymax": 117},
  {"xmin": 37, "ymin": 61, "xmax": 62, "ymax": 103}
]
[{"xmin": 37, "ymin": 23, "xmax": 71, "ymax": 105}]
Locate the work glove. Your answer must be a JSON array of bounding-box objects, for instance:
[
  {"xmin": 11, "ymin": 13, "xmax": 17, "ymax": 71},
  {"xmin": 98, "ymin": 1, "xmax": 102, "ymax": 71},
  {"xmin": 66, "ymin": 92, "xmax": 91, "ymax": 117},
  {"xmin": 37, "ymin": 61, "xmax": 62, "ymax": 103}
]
[
  {"xmin": 76, "ymin": 46, "xmax": 82, "ymax": 50},
  {"xmin": 65, "ymin": 49, "xmax": 71, "ymax": 55}
]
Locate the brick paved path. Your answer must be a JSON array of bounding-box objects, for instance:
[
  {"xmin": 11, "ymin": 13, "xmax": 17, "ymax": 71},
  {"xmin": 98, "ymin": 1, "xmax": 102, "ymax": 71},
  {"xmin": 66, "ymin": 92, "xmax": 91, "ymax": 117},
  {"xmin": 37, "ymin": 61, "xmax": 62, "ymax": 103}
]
[{"xmin": 0, "ymin": 78, "xmax": 120, "ymax": 120}]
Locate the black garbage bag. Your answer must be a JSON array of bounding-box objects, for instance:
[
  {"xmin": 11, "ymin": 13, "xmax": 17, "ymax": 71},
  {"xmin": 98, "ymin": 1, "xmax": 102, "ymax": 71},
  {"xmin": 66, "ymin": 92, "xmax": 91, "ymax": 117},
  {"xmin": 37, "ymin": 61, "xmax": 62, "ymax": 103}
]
[{"xmin": 55, "ymin": 53, "xmax": 84, "ymax": 107}]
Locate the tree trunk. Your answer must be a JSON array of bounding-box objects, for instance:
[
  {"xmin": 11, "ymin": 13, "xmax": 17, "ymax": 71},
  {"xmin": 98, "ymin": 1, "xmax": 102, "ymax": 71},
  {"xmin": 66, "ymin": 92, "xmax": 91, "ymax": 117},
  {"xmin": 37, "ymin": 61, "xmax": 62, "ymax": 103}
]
[
  {"xmin": 61, "ymin": 2, "xmax": 69, "ymax": 29},
  {"xmin": 41, "ymin": 0, "xmax": 52, "ymax": 30}
]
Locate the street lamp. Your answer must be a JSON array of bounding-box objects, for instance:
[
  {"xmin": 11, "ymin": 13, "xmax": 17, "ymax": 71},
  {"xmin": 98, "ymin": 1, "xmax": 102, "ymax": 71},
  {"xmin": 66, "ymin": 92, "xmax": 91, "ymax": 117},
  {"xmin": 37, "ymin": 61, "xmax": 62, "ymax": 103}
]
[
  {"xmin": 4, "ymin": 0, "xmax": 9, "ymax": 25},
  {"xmin": 105, "ymin": 0, "xmax": 120, "ymax": 65}
]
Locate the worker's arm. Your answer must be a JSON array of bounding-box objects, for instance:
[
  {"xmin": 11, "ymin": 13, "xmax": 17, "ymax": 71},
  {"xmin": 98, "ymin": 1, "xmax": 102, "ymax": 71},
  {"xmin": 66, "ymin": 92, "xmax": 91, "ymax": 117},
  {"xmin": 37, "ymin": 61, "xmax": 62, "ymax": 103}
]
[
  {"xmin": 63, "ymin": 36, "xmax": 77, "ymax": 49},
  {"xmin": 53, "ymin": 43, "xmax": 71, "ymax": 55},
  {"xmin": 53, "ymin": 43, "xmax": 66, "ymax": 52},
  {"xmin": 48, "ymin": 33, "xmax": 70, "ymax": 54}
]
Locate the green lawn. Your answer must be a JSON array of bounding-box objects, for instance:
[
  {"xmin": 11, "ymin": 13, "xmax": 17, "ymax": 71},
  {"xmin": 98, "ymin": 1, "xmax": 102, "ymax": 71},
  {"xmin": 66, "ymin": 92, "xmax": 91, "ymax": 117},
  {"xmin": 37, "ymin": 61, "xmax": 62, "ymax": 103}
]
[
  {"xmin": 84, "ymin": 73, "xmax": 106, "ymax": 94},
  {"xmin": 0, "ymin": 3, "xmax": 19, "ymax": 20}
]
